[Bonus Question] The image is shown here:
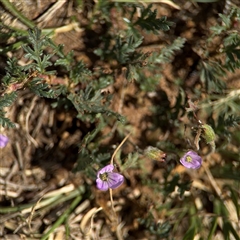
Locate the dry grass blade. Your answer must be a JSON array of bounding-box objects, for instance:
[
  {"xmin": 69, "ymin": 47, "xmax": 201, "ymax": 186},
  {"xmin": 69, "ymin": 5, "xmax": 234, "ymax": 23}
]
[
  {"xmin": 80, "ymin": 207, "xmax": 103, "ymax": 239},
  {"xmin": 36, "ymin": 0, "xmax": 68, "ymax": 27}
]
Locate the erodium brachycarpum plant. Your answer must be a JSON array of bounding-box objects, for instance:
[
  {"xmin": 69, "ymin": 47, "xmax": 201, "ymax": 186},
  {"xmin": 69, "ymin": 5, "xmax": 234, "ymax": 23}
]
[{"xmin": 0, "ymin": 2, "xmax": 240, "ymax": 239}]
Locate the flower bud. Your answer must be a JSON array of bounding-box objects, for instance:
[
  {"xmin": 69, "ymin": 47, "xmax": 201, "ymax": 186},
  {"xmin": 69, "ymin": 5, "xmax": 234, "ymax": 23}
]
[
  {"xmin": 144, "ymin": 146, "xmax": 166, "ymax": 162},
  {"xmin": 202, "ymin": 124, "xmax": 215, "ymax": 144}
]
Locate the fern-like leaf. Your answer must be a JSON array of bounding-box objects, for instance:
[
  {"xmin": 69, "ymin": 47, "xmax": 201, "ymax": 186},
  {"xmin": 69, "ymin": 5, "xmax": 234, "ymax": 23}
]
[
  {"xmin": 0, "ymin": 112, "xmax": 15, "ymax": 128},
  {"xmin": 134, "ymin": 4, "xmax": 174, "ymax": 34},
  {"xmin": 151, "ymin": 37, "xmax": 186, "ymax": 64},
  {"xmin": 114, "ymin": 35, "xmax": 143, "ymax": 64},
  {"xmin": 200, "ymin": 61, "xmax": 226, "ymax": 92},
  {"xmin": 0, "ymin": 92, "xmax": 18, "ymax": 108}
]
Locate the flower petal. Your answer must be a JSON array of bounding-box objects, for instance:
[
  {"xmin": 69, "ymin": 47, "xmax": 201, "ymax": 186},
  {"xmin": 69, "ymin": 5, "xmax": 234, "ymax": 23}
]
[
  {"xmin": 107, "ymin": 172, "xmax": 124, "ymax": 189},
  {"xmin": 0, "ymin": 134, "xmax": 9, "ymax": 148},
  {"xmin": 97, "ymin": 164, "xmax": 114, "ymax": 177},
  {"xmin": 180, "ymin": 150, "xmax": 202, "ymax": 169},
  {"xmin": 96, "ymin": 178, "xmax": 109, "ymax": 191}
]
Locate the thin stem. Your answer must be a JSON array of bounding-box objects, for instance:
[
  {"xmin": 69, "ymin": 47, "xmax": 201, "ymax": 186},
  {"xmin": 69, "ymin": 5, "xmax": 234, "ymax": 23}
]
[
  {"xmin": 109, "ymin": 189, "xmax": 116, "ymax": 215},
  {"xmin": 110, "ymin": 132, "xmax": 131, "ymax": 165},
  {"xmin": 0, "ymin": 0, "xmax": 35, "ymax": 29},
  {"xmin": 0, "ymin": 186, "xmax": 84, "ymax": 215}
]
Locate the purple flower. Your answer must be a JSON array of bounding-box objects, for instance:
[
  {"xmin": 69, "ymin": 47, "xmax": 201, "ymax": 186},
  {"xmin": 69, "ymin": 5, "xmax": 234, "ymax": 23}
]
[
  {"xmin": 0, "ymin": 134, "xmax": 9, "ymax": 148},
  {"xmin": 96, "ymin": 164, "xmax": 124, "ymax": 191},
  {"xmin": 180, "ymin": 150, "xmax": 202, "ymax": 169}
]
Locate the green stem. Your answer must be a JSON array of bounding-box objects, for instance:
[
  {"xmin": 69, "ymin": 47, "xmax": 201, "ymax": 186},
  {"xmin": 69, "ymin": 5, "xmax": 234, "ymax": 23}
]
[
  {"xmin": 0, "ymin": 0, "xmax": 35, "ymax": 29},
  {"xmin": 0, "ymin": 195, "xmax": 59, "ymax": 215},
  {"xmin": 41, "ymin": 195, "xmax": 82, "ymax": 240},
  {"xmin": 0, "ymin": 186, "xmax": 84, "ymax": 214}
]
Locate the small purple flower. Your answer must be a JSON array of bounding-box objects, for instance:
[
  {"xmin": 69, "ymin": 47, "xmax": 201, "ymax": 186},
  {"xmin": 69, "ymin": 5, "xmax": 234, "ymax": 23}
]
[
  {"xmin": 180, "ymin": 150, "xmax": 202, "ymax": 169},
  {"xmin": 96, "ymin": 164, "xmax": 124, "ymax": 191},
  {"xmin": 0, "ymin": 134, "xmax": 9, "ymax": 148}
]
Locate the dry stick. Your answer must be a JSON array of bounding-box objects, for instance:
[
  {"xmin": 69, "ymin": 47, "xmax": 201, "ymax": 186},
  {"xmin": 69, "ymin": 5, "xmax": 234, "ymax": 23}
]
[
  {"xmin": 25, "ymin": 95, "xmax": 39, "ymax": 147},
  {"xmin": 36, "ymin": 0, "xmax": 67, "ymax": 26},
  {"xmin": 202, "ymin": 162, "xmax": 221, "ymax": 197},
  {"xmin": 32, "ymin": 105, "xmax": 48, "ymax": 138},
  {"xmin": 116, "ymin": 221, "xmax": 125, "ymax": 240},
  {"xmin": 79, "ymin": 206, "xmax": 103, "ymax": 239},
  {"xmin": 27, "ymin": 196, "xmax": 44, "ymax": 234},
  {"xmin": 15, "ymin": 141, "xmax": 28, "ymax": 185}
]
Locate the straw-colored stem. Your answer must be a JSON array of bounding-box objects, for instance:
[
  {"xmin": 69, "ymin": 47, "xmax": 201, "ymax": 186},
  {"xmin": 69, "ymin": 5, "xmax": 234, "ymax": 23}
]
[
  {"xmin": 109, "ymin": 188, "xmax": 117, "ymax": 217},
  {"xmin": 110, "ymin": 132, "xmax": 131, "ymax": 165}
]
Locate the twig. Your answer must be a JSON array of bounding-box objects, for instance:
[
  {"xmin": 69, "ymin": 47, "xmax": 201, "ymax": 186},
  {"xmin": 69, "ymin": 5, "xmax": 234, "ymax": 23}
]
[
  {"xmin": 36, "ymin": 0, "xmax": 67, "ymax": 27},
  {"xmin": 27, "ymin": 195, "xmax": 44, "ymax": 233},
  {"xmin": 80, "ymin": 206, "xmax": 103, "ymax": 239},
  {"xmin": 25, "ymin": 95, "xmax": 39, "ymax": 147}
]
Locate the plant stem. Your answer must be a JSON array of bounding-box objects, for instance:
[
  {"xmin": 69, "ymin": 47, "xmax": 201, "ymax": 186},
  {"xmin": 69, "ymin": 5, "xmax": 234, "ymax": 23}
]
[
  {"xmin": 0, "ymin": 0, "xmax": 35, "ymax": 29},
  {"xmin": 41, "ymin": 195, "xmax": 82, "ymax": 240},
  {"xmin": 0, "ymin": 186, "xmax": 84, "ymax": 214}
]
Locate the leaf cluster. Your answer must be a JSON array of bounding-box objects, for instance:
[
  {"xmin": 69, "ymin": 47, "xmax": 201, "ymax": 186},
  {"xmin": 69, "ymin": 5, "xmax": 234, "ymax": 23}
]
[
  {"xmin": 22, "ymin": 28, "xmax": 55, "ymax": 74},
  {"xmin": 224, "ymin": 32, "xmax": 240, "ymax": 72},
  {"xmin": 67, "ymin": 86, "xmax": 124, "ymax": 123},
  {"xmin": 0, "ymin": 92, "xmax": 17, "ymax": 128},
  {"xmin": 138, "ymin": 213, "xmax": 171, "ymax": 238},
  {"xmin": 134, "ymin": 4, "xmax": 174, "ymax": 34},
  {"xmin": 151, "ymin": 37, "xmax": 186, "ymax": 64},
  {"xmin": 113, "ymin": 35, "xmax": 143, "ymax": 65},
  {"xmin": 214, "ymin": 114, "xmax": 240, "ymax": 142},
  {"xmin": 1, "ymin": 28, "xmax": 120, "ymax": 128},
  {"xmin": 199, "ymin": 61, "xmax": 226, "ymax": 92},
  {"xmin": 73, "ymin": 116, "xmax": 110, "ymax": 173},
  {"xmin": 202, "ymin": 7, "xmax": 240, "ymax": 92},
  {"xmin": 210, "ymin": 7, "xmax": 240, "ymax": 36}
]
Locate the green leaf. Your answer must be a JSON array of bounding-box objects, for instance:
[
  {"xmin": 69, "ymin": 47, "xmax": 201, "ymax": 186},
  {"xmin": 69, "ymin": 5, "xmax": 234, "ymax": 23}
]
[
  {"xmin": 151, "ymin": 37, "xmax": 186, "ymax": 64},
  {"xmin": 0, "ymin": 113, "xmax": 15, "ymax": 128},
  {"xmin": 200, "ymin": 61, "xmax": 226, "ymax": 92},
  {"xmin": 183, "ymin": 227, "xmax": 195, "ymax": 240},
  {"xmin": 122, "ymin": 152, "xmax": 139, "ymax": 170},
  {"xmin": 67, "ymin": 87, "xmax": 124, "ymax": 122},
  {"xmin": 207, "ymin": 217, "xmax": 218, "ymax": 240},
  {"xmin": 0, "ymin": 92, "xmax": 17, "ymax": 108},
  {"xmin": 113, "ymin": 35, "xmax": 143, "ymax": 64},
  {"xmin": 69, "ymin": 60, "xmax": 92, "ymax": 84},
  {"xmin": 28, "ymin": 78, "xmax": 60, "ymax": 98},
  {"xmin": 134, "ymin": 4, "xmax": 174, "ymax": 34}
]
